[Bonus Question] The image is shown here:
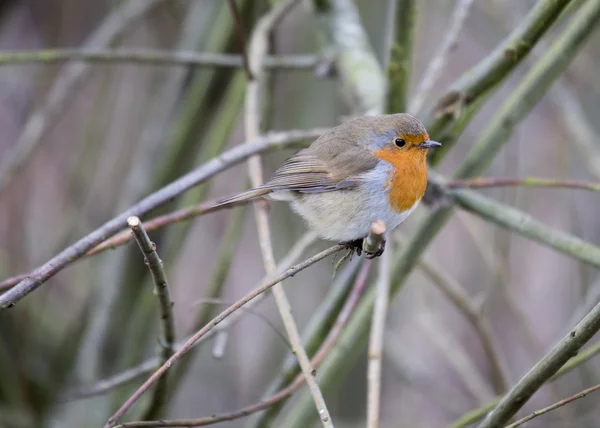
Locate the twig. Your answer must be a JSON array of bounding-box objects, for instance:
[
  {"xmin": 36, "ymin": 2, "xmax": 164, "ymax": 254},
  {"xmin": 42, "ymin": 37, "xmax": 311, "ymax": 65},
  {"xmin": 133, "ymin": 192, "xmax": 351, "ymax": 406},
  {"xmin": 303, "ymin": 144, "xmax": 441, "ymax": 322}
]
[
  {"xmin": 0, "ymin": 127, "xmax": 327, "ymax": 309},
  {"xmin": 113, "ymin": 251, "xmax": 371, "ymax": 428},
  {"xmin": 64, "ymin": 233, "xmax": 317, "ymax": 401},
  {"xmin": 409, "ymin": 0, "xmax": 474, "ymax": 115},
  {"xmin": 504, "ymin": 383, "xmax": 600, "ymax": 428},
  {"xmin": 126, "ymin": 216, "xmax": 175, "ymax": 420},
  {"xmin": 0, "ymin": 0, "xmax": 170, "ymax": 193},
  {"xmin": 243, "ymin": 1, "xmax": 333, "ymax": 426},
  {"xmin": 448, "ymin": 177, "xmax": 600, "ymax": 192},
  {"xmin": 417, "ymin": 254, "xmax": 507, "ymax": 394},
  {"xmin": 0, "ymin": 49, "xmax": 318, "ymax": 69},
  {"xmin": 226, "ymin": 0, "xmax": 253, "ymax": 79},
  {"xmin": 367, "ymin": 224, "xmax": 391, "ymax": 428},
  {"xmin": 103, "ymin": 244, "xmax": 344, "ymax": 427}
]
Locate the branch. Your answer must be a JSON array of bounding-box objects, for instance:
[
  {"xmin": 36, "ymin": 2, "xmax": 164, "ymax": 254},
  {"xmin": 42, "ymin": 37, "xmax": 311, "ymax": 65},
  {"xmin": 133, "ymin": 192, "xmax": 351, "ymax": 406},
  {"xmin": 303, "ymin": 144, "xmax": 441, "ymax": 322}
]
[
  {"xmin": 409, "ymin": 0, "xmax": 474, "ymax": 115},
  {"xmin": 103, "ymin": 244, "xmax": 344, "ymax": 427},
  {"xmin": 386, "ymin": 0, "xmax": 416, "ymax": 113},
  {"xmin": 0, "ymin": 0, "xmax": 170, "ymax": 193},
  {"xmin": 243, "ymin": 1, "xmax": 334, "ymax": 426},
  {"xmin": 505, "ymin": 383, "xmax": 600, "ymax": 428},
  {"xmin": 367, "ymin": 224, "xmax": 391, "ymax": 428},
  {"xmin": 0, "ymin": 127, "xmax": 327, "ymax": 309},
  {"xmin": 0, "ymin": 48, "xmax": 318, "ymax": 69},
  {"xmin": 113, "ymin": 251, "xmax": 371, "ymax": 428},
  {"xmin": 448, "ymin": 177, "xmax": 600, "ymax": 192},
  {"xmin": 427, "ymin": 0, "xmax": 572, "ymax": 165},
  {"xmin": 126, "ymin": 217, "xmax": 175, "ymax": 420}
]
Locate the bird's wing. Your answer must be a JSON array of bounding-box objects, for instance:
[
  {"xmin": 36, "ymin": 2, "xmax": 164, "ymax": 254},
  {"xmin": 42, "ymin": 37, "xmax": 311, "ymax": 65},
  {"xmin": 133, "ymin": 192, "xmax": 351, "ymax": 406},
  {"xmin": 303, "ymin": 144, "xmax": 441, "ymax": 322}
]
[{"xmin": 262, "ymin": 144, "xmax": 379, "ymax": 194}]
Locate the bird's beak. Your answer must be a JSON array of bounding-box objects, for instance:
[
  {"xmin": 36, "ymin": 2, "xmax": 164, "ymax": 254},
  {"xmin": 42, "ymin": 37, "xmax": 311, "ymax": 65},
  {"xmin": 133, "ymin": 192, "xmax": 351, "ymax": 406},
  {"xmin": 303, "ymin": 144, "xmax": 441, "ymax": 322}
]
[{"xmin": 418, "ymin": 140, "xmax": 442, "ymax": 149}]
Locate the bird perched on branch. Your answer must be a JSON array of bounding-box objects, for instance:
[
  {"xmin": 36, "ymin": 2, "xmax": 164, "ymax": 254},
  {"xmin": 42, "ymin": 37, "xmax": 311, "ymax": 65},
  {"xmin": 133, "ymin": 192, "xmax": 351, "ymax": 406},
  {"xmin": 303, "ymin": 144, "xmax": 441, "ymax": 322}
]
[{"xmin": 214, "ymin": 113, "xmax": 440, "ymax": 258}]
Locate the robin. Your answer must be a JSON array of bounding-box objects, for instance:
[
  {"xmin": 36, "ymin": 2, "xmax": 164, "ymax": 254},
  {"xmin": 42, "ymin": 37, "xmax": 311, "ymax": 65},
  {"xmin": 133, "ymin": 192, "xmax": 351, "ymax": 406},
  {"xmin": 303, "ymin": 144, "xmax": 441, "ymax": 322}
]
[{"xmin": 215, "ymin": 113, "xmax": 440, "ymax": 258}]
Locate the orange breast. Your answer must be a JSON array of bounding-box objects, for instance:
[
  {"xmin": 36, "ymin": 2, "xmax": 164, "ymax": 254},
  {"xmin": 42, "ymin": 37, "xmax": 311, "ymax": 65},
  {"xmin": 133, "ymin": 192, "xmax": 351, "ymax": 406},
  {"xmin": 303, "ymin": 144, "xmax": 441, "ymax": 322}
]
[{"xmin": 374, "ymin": 148, "xmax": 428, "ymax": 213}]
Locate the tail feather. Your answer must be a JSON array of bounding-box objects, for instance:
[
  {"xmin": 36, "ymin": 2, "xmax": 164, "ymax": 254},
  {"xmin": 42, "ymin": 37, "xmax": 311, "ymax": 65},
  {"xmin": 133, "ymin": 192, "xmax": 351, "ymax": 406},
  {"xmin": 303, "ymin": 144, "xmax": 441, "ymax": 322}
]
[{"xmin": 213, "ymin": 187, "xmax": 272, "ymax": 209}]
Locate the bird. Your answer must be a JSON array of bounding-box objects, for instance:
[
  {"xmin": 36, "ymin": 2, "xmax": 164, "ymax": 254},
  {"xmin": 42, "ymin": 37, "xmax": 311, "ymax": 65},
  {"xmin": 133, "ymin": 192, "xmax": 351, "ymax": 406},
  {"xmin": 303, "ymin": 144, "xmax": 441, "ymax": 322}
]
[{"xmin": 214, "ymin": 113, "xmax": 440, "ymax": 258}]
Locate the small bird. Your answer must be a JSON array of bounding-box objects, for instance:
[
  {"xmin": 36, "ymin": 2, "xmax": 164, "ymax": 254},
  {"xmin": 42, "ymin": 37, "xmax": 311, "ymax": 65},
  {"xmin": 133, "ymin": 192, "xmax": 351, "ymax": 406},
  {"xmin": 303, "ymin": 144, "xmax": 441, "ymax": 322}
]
[{"xmin": 215, "ymin": 113, "xmax": 440, "ymax": 258}]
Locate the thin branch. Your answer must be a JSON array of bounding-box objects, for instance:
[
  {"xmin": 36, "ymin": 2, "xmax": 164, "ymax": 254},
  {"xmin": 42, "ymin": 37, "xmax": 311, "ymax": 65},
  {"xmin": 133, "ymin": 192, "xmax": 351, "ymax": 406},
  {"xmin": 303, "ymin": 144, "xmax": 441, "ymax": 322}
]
[
  {"xmin": 409, "ymin": 0, "xmax": 474, "ymax": 115},
  {"xmin": 448, "ymin": 177, "xmax": 600, "ymax": 192},
  {"xmin": 113, "ymin": 251, "xmax": 371, "ymax": 428},
  {"xmin": 0, "ymin": 0, "xmax": 170, "ymax": 193},
  {"xmin": 226, "ymin": 0, "xmax": 253, "ymax": 79},
  {"xmin": 243, "ymin": 1, "xmax": 333, "ymax": 426},
  {"xmin": 367, "ymin": 223, "xmax": 391, "ymax": 428},
  {"xmin": 0, "ymin": 49, "xmax": 318, "ymax": 69},
  {"xmin": 505, "ymin": 383, "xmax": 600, "ymax": 428},
  {"xmin": 0, "ymin": 127, "xmax": 327, "ymax": 309},
  {"xmin": 126, "ymin": 216, "xmax": 175, "ymax": 420},
  {"xmin": 103, "ymin": 244, "xmax": 344, "ymax": 428}
]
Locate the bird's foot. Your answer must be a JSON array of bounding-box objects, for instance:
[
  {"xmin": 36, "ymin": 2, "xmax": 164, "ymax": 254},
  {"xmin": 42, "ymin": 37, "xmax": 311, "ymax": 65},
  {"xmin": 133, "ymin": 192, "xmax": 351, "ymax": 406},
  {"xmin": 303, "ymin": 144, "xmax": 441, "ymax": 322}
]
[{"xmin": 342, "ymin": 238, "xmax": 386, "ymax": 259}]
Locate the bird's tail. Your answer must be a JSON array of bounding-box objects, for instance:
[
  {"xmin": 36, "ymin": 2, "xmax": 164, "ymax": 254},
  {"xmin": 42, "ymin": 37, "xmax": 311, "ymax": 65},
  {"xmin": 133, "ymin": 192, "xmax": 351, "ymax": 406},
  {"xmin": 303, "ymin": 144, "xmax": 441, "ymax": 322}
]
[{"xmin": 211, "ymin": 187, "xmax": 272, "ymax": 209}]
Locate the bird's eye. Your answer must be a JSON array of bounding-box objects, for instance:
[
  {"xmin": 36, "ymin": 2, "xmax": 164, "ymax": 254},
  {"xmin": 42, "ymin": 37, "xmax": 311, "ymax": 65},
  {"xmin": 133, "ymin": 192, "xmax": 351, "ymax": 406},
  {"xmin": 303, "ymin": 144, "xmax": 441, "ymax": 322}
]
[{"xmin": 394, "ymin": 138, "xmax": 406, "ymax": 148}]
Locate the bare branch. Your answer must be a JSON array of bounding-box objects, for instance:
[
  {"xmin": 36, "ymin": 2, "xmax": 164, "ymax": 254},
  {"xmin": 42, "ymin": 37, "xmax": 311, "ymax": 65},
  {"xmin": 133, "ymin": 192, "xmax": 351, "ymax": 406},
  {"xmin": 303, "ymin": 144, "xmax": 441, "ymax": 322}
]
[
  {"xmin": 0, "ymin": 48, "xmax": 318, "ymax": 69},
  {"xmin": 0, "ymin": 127, "xmax": 327, "ymax": 309},
  {"xmin": 505, "ymin": 383, "xmax": 600, "ymax": 428},
  {"xmin": 367, "ymin": 227, "xmax": 391, "ymax": 428},
  {"xmin": 448, "ymin": 177, "xmax": 600, "ymax": 192},
  {"xmin": 127, "ymin": 216, "xmax": 175, "ymax": 420},
  {"xmin": 226, "ymin": 0, "xmax": 254, "ymax": 79},
  {"xmin": 243, "ymin": 1, "xmax": 333, "ymax": 426}
]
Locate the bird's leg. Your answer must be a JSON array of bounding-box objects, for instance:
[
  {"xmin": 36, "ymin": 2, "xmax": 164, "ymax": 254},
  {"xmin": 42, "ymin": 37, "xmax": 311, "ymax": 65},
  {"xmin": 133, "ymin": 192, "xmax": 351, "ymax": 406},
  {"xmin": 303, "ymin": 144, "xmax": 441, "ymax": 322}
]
[{"xmin": 343, "ymin": 239, "xmax": 364, "ymax": 256}]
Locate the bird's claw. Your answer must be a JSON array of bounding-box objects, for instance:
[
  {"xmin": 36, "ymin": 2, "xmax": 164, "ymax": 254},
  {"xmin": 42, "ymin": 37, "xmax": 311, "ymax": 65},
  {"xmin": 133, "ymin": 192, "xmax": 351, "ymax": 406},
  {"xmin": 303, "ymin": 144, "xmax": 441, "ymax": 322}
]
[{"xmin": 343, "ymin": 238, "xmax": 386, "ymax": 259}]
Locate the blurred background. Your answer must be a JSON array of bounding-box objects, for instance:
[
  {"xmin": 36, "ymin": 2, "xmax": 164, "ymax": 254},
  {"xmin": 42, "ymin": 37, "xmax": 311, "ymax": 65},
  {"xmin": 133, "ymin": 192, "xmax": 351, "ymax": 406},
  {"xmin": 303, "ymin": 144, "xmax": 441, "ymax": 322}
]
[{"xmin": 0, "ymin": 0, "xmax": 600, "ymax": 427}]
